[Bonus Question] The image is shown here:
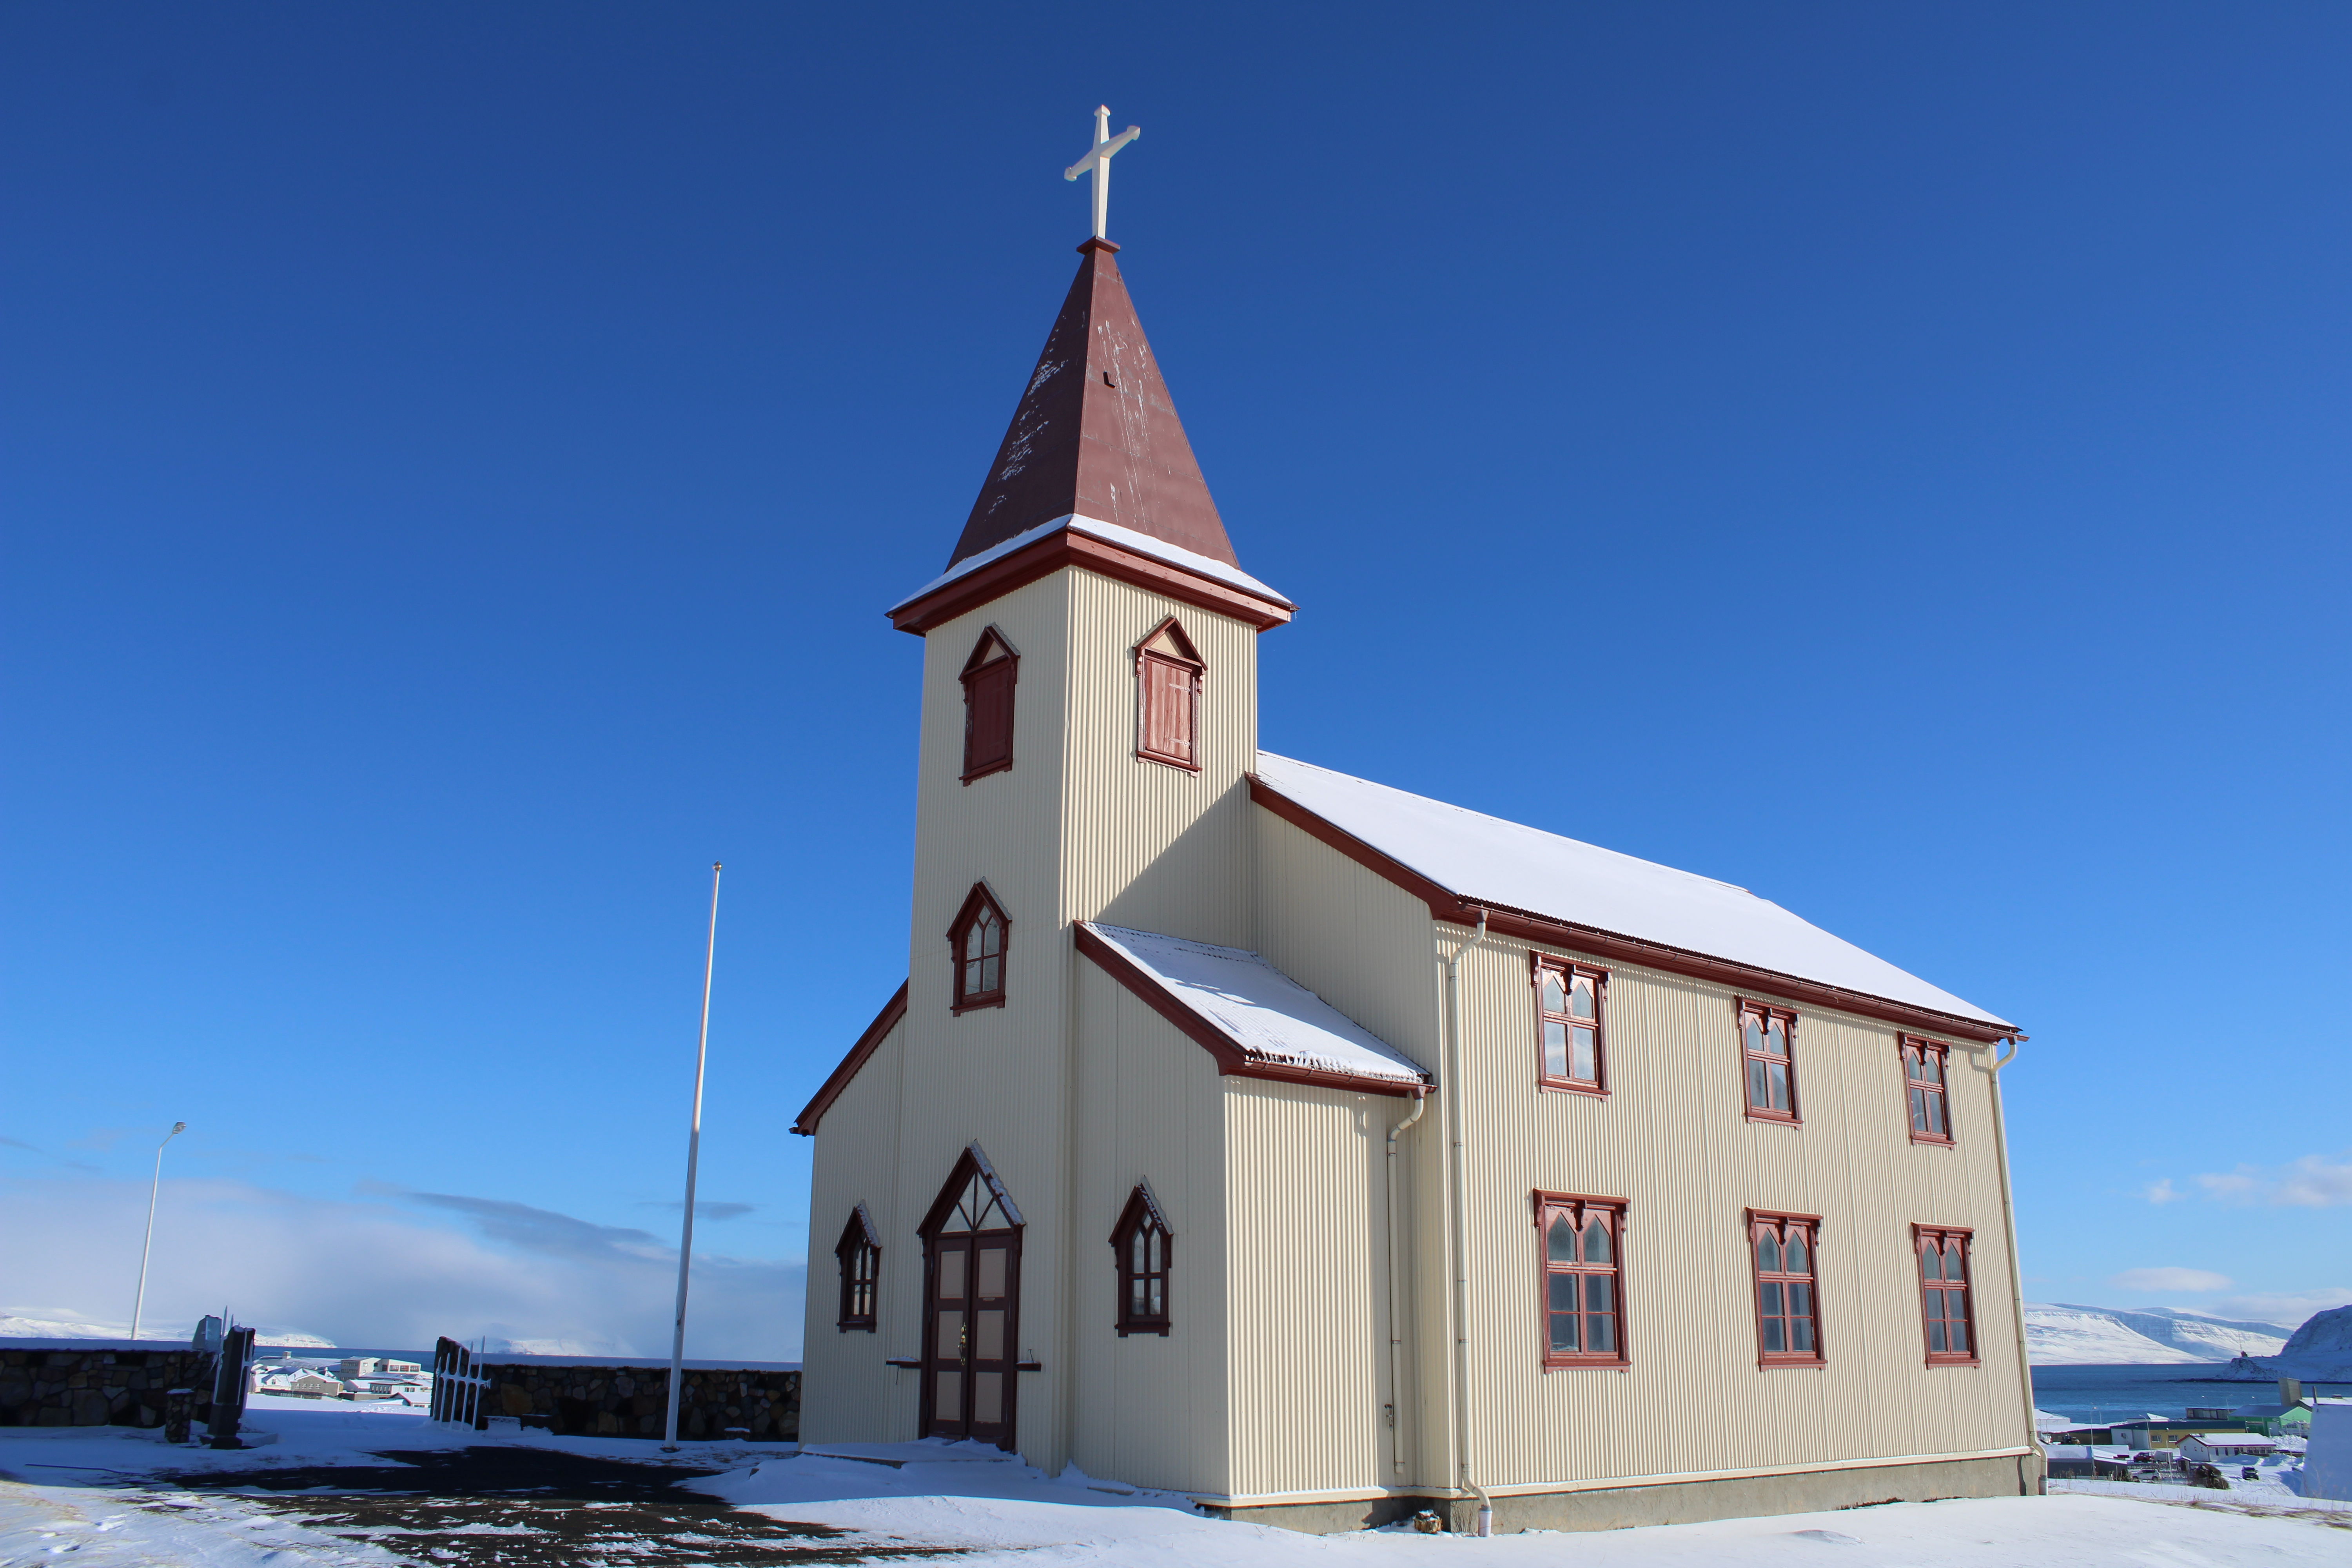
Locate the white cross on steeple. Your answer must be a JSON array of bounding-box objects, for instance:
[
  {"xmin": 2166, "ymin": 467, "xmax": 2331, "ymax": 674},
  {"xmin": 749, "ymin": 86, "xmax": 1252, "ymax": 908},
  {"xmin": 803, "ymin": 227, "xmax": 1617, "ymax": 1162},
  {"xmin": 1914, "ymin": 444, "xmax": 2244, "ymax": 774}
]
[{"xmin": 1064, "ymin": 105, "xmax": 1141, "ymax": 242}]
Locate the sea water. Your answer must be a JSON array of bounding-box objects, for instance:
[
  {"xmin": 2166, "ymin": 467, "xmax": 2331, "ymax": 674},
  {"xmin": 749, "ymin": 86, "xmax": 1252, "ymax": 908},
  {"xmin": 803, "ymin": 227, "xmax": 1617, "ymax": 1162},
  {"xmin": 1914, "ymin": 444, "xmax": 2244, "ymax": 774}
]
[{"xmin": 2029, "ymin": 1362, "xmax": 2348, "ymax": 1421}]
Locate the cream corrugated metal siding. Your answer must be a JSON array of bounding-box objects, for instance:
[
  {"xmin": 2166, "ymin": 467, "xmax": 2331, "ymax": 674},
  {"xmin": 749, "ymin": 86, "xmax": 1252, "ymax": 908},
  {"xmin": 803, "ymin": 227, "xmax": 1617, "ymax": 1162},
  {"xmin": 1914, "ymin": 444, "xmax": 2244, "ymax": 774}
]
[
  {"xmin": 1445, "ymin": 929, "xmax": 2028, "ymax": 1492},
  {"xmin": 1065, "ymin": 960, "xmax": 1232, "ymax": 1494},
  {"xmin": 1221, "ymin": 1077, "xmax": 1394, "ymax": 1499},
  {"xmin": 797, "ymin": 1012, "xmax": 907, "ymax": 1443},
  {"xmin": 1057, "ymin": 570, "xmax": 1257, "ymax": 948}
]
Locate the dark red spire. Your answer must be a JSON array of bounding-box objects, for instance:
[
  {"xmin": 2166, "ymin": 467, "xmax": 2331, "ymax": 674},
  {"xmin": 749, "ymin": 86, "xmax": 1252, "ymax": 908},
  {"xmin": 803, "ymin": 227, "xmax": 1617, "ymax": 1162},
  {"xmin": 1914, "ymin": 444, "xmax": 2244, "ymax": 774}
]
[{"xmin": 949, "ymin": 239, "xmax": 1237, "ymax": 568}]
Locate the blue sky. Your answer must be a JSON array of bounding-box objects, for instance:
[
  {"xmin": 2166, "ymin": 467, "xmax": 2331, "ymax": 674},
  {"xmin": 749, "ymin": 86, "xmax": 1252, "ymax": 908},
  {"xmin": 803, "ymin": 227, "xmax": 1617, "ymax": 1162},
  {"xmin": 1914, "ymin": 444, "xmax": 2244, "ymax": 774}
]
[{"xmin": 4, "ymin": 1, "xmax": 2346, "ymax": 1356}]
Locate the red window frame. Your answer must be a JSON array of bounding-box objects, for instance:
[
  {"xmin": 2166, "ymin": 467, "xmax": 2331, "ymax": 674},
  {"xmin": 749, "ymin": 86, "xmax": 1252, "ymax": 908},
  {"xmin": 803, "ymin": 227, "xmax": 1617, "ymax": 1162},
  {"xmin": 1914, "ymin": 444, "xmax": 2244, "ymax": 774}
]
[
  {"xmin": 947, "ymin": 883, "xmax": 1010, "ymax": 1013},
  {"xmin": 836, "ymin": 1204, "xmax": 880, "ymax": 1332},
  {"xmin": 1134, "ymin": 617, "xmax": 1203, "ymax": 771},
  {"xmin": 1737, "ymin": 999, "xmax": 1800, "ymax": 1123},
  {"xmin": 1534, "ymin": 1192, "xmax": 1628, "ymax": 1368},
  {"xmin": 1108, "ymin": 1185, "xmax": 1173, "ymax": 1337},
  {"xmin": 1532, "ymin": 955, "xmax": 1608, "ymax": 1094},
  {"xmin": 1748, "ymin": 1211, "xmax": 1824, "ymax": 1366},
  {"xmin": 1914, "ymin": 1225, "xmax": 1978, "ymax": 1365},
  {"xmin": 1900, "ymin": 1036, "xmax": 1954, "ymax": 1145},
  {"xmin": 959, "ymin": 627, "xmax": 1019, "ymax": 784}
]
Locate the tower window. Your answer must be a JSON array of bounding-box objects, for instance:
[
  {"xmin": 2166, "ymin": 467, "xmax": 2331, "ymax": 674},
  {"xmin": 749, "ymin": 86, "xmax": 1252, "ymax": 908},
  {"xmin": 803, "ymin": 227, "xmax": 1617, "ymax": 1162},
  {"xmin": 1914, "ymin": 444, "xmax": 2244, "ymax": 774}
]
[
  {"xmin": 1738, "ymin": 1000, "xmax": 1800, "ymax": 1123},
  {"xmin": 1535, "ymin": 1193, "xmax": 1627, "ymax": 1368},
  {"xmin": 1109, "ymin": 1184, "xmax": 1173, "ymax": 1336},
  {"xmin": 1134, "ymin": 617, "xmax": 1203, "ymax": 771},
  {"xmin": 836, "ymin": 1205, "xmax": 880, "ymax": 1331},
  {"xmin": 1901, "ymin": 1037, "xmax": 1954, "ymax": 1144},
  {"xmin": 1533, "ymin": 955, "xmax": 1607, "ymax": 1093},
  {"xmin": 947, "ymin": 883, "xmax": 1010, "ymax": 1013},
  {"xmin": 960, "ymin": 628, "xmax": 1019, "ymax": 784}
]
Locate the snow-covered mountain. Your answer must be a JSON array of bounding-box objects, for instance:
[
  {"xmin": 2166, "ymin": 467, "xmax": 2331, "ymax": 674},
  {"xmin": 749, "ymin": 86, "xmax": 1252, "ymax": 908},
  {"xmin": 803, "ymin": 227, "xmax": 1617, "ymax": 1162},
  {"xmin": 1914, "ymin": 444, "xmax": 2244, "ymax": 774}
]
[
  {"xmin": 2221, "ymin": 1305, "xmax": 2352, "ymax": 1381},
  {"xmin": 0, "ymin": 1310, "xmax": 131, "ymax": 1340},
  {"xmin": 2024, "ymin": 1302, "xmax": 2292, "ymax": 1364},
  {"xmin": 1, "ymin": 1308, "xmax": 335, "ymax": 1348}
]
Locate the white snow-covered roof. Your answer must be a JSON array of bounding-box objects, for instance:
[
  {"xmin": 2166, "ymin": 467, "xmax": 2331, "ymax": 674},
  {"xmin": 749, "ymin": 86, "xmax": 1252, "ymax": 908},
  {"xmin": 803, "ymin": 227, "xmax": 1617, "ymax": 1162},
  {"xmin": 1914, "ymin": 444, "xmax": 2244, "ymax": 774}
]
[
  {"xmin": 1254, "ymin": 753, "xmax": 2009, "ymax": 1028},
  {"xmin": 1081, "ymin": 922, "xmax": 1427, "ymax": 1087},
  {"xmin": 889, "ymin": 514, "xmax": 1293, "ymax": 615}
]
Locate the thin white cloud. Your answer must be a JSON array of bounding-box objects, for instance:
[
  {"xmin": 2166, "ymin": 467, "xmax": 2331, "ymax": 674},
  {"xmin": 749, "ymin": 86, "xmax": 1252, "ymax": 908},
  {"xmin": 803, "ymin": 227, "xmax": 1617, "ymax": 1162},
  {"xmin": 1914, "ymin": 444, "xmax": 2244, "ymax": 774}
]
[
  {"xmin": 2, "ymin": 1174, "xmax": 804, "ymax": 1360},
  {"xmin": 2193, "ymin": 1151, "xmax": 2352, "ymax": 1207},
  {"xmin": 2108, "ymin": 1267, "xmax": 2232, "ymax": 1294},
  {"xmin": 640, "ymin": 1201, "xmax": 759, "ymax": 1221},
  {"xmin": 2142, "ymin": 1178, "xmax": 2183, "ymax": 1204},
  {"xmin": 2205, "ymin": 1288, "xmax": 2352, "ymax": 1329}
]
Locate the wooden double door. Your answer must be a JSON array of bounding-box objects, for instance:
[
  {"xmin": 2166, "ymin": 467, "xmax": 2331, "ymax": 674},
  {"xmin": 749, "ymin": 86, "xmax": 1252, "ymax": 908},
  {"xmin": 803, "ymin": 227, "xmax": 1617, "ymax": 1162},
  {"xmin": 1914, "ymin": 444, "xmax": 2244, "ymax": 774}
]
[{"xmin": 919, "ymin": 1154, "xmax": 1023, "ymax": 1449}]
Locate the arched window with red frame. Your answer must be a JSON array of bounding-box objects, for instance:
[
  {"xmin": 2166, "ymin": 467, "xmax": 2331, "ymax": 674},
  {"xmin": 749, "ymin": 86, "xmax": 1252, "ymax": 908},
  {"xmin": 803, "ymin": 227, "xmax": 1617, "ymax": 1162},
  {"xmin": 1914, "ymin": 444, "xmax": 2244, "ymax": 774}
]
[
  {"xmin": 1535, "ymin": 1192, "xmax": 1627, "ymax": 1367},
  {"xmin": 1533, "ymin": 955, "xmax": 1606, "ymax": 1093},
  {"xmin": 1915, "ymin": 1225, "xmax": 1977, "ymax": 1365},
  {"xmin": 1749, "ymin": 1211, "xmax": 1822, "ymax": 1365},
  {"xmin": 947, "ymin": 883, "xmax": 1009, "ymax": 1013},
  {"xmin": 1134, "ymin": 617, "xmax": 1203, "ymax": 771},
  {"xmin": 960, "ymin": 627, "xmax": 1018, "ymax": 784},
  {"xmin": 835, "ymin": 1204, "xmax": 880, "ymax": 1331},
  {"xmin": 1738, "ymin": 999, "xmax": 1800, "ymax": 1123},
  {"xmin": 1109, "ymin": 1184, "xmax": 1173, "ymax": 1336},
  {"xmin": 1901, "ymin": 1037, "xmax": 1953, "ymax": 1143}
]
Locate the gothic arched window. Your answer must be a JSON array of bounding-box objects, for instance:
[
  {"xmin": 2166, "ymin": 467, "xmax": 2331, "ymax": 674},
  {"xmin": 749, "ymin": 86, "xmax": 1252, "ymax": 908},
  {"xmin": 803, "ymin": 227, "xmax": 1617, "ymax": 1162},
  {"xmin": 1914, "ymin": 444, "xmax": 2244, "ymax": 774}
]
[
  {"xmin": 1536, "ymin": 1193, "xmax": 1626, "ymax": 1367},
  {"xmin": 1749, "ymin": 1211, "xmax": 1822, "ymax": 1365},
  {"xmin": 1533, "ymin": 954, "xmax": 1607, "ymax": 1093},
  {"xmin": 1109, "ymin": 1184, "xmax": 1173, "ymax": 1336},
  {"xmin": 1916, "ymin": 1226, "xmax": 1977, "ymax": 1365},
  {"xmin": 835, "ymin": 1204, "xmax": 880, "ymax": 1332},
  {"xmin": 1738, "ymin": 1000, "xmax": 1800, "ymax": 1123},
  {"xmin": 947, "ymin": 883, "xmax": 1009, "ymax": 1013},
  {"xmin": 1901, "ymin": 1037, "xmax": 1953, "ymax": 1143}
]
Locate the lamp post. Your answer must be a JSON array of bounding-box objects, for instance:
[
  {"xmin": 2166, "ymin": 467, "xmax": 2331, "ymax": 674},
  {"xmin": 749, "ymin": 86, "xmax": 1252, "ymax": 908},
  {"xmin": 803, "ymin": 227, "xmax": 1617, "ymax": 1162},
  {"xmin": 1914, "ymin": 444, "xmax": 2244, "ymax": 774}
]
[{"xmin": 131, "ymin": 1122, "xmax": 187, "ymax": 1342}]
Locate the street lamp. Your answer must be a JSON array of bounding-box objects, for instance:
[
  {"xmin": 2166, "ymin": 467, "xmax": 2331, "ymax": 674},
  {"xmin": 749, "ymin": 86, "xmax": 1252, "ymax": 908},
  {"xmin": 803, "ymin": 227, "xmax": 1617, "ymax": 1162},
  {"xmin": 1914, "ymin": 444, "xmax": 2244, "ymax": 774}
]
[{"xmin": 131, "ymin": 1122, "xmax": 187, "ymax": 1342}]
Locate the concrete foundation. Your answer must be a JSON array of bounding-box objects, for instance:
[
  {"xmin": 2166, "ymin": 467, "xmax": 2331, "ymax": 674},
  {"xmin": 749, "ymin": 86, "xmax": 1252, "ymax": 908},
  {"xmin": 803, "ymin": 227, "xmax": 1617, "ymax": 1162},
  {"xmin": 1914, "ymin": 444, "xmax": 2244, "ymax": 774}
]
[{"xmin": 1206, "ymin": 1451, "xmax": 2045, "ymax": 1535}]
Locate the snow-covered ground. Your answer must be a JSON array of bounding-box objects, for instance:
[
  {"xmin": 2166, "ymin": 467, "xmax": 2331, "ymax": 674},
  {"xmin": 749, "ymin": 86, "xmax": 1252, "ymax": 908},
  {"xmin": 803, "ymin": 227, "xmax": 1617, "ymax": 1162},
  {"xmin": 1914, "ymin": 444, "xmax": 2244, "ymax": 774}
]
[{"xmin": 3, "ymin": 1407, "xmax": 2347, "ymax": 1567}]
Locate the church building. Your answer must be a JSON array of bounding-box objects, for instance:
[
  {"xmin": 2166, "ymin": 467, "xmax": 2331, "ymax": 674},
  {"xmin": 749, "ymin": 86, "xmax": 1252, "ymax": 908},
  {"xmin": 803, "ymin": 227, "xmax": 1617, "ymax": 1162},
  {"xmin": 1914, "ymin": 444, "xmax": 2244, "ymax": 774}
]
[{"xmin": 794, "ymin": 123, "xmax": 2041, "ymax": 1533}]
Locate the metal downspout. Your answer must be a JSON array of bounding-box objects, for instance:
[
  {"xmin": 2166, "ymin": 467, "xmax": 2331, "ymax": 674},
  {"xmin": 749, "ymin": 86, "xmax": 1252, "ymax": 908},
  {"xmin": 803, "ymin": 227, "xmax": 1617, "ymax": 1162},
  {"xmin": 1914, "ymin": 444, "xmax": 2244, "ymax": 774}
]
[
  {"xmin": 1984, "ymin": 1033, "xmax": 2045, "ymax": 1486},
  {"xmin": 1385, "ymin": 1087, "xmax": 1429, "ymax": 1477},
  {"xmin": 1443, "ymin": 910, "xmax": 1492, "ymax": 1536}
]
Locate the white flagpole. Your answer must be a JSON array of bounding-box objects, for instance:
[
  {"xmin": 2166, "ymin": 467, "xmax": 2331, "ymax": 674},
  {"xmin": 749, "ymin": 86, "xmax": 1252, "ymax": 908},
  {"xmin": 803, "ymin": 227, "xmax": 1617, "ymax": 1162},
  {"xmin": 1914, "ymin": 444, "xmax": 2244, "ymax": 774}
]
[
  {"xmin": 131, "ymin": 1122, "xmax": 187, "ymax": 1341},
  {"xmin": 662, "ymin": 862, "xmax": 722, "ymax": 1450}
]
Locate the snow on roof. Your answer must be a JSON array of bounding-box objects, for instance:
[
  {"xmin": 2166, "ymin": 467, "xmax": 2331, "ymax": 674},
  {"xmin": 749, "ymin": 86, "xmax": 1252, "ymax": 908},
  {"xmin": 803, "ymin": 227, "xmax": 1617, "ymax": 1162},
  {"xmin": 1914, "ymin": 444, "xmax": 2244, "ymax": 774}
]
[
  {"xmin": 1254, "ymin": 753, "xmax": 2009, "ymax": 1028},
  {"xmin": 889, "ymin": 514, "xmax": 1293, "ymax": 615},
  {"xmin": 1081, "ymin": 922, "xmax": 1427, "ymax": 1087}
]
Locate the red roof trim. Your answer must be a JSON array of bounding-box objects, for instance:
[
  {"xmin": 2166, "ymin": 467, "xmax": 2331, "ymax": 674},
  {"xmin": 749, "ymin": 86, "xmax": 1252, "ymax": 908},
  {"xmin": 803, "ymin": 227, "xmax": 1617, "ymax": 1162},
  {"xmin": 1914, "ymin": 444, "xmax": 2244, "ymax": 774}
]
[
  {"xmin": 1073, "ymin": 922, "xmax": 1424, "ymax": 1099},
  {"xmin": 889, "ymin": 527, "xmax": 1294, "ymax": 636},
  {"xmin": 1247, "ymin": 775, "xmax": 2015, "ymax": 1045},
  {"xmin": 791, "ymin": 980, "xmax": 910, "ymax": 1136}
]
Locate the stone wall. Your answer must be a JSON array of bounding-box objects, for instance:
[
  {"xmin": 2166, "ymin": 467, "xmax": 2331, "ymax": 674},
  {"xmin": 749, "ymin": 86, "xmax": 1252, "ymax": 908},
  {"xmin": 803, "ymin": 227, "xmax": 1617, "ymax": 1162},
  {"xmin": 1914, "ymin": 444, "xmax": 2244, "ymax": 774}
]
[
  {"xmin": 485, "ymin": 1361, "xmax": 799, "ymax": 1441},
  {"xmin": 0, "ymin": 1345, "xmax": 215, "ymax": 1428}
]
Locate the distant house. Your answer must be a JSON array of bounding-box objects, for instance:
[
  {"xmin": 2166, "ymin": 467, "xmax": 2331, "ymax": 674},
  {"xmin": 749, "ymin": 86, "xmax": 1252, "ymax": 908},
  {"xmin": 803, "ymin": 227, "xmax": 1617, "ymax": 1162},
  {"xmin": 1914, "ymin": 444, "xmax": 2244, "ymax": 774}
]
[
  {"xmin": 251, "ymin": 1366, "xmax": 344, "ymax": 1399},
  {"xmin": 2229, "ymin": 1401, "xmax": 2312, "ymax": 1437},
  {"xmin": 2178, "ymin": 1433, "xmax": 2277, "ymax": 1464},
  {"xmin": 337, "ymin": 1357, "xmax": 421, "ymax": 1377},
  {"xmin": 2111, "ymin": 1417, "xmax": 2247, "ymax": 1451}
]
